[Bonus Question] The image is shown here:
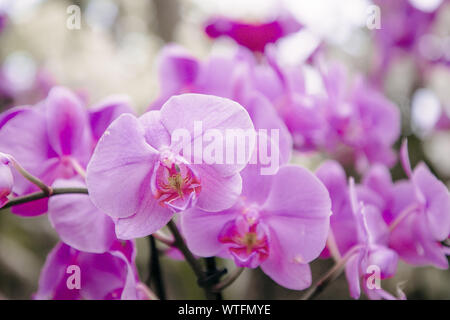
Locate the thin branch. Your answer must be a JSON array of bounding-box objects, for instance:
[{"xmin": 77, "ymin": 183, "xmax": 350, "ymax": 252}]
[
  {"xmin": 1, "ymin": 187, "xmax": 88, "ymax": 210},
  {"xmin": 166, "ymin": 220, "xmax": 205, "ymax": 279},
  {"xmin": 166, "ymin": 220, "xmax": 227, "ymax": 300},
  {"xmin": 212, "ymin": 268, "xmax": 245, "ymax": 292},
  {"xmin": 147, "ymin": 235, "xmax": 166, "ymax": 300},
  {"xmin": 301, "ymin": 245, "xmax": 363, "ymax": 300},
  {"xmin": 204, "ymin": 257, "xmax": 223, "ymax": 300},
  {"xmin": 153, "ymin": 230, "xmax": 174, "ymax": 246},
  {"xmin": 7, "ymin": 156, "xmax": 52, "ymax": 195}
]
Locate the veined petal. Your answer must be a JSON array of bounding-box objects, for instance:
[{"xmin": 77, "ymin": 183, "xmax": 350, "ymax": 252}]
[
  {"xmin": 115, "ymin": 194, "xmax": 173, "ymax": 239},
  {"xmin": 181, "ymin": 207, "xmax": 237, "ymax": 257},
  {"xmin": 160, "ymin": 94, "xmax": 255, "ymax": 176},
  {"xmin": 413, "ymin": 163, "xmax": 450, "ymax": 241},
  {"xmin": 86, "ymin": 113, "xmax": 159, "ymax": 218},
  {"xmin": 260, "ymin": 232, "xmax": 312, "ymax": 290},
  {"xmin": 45, "ymin": 86, "xmax": 91, "ymax": 158},
  {"xmin": 48, "ymin": 179, "xmax": 116, "ymax": 253}
]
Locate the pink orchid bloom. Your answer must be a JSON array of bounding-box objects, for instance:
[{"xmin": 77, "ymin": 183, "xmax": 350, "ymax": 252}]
[
  {"xmin": 87, "ymin": 93, "xmax": 255, "ymax": 239},
  {"xmin": 344, "ymin": 178, "xmax": 399, "ymax": 300},
  {"xmin": 150, "ymin": 44, "xmax": 293, "ymax": 163},
  {"xmin": 35, "ymin": 241, "xmax": 149, "ymax": 300},
  {"xmin": 363, "ymin": 140, "xmax": 450, "ymax": 269},
  {"xmin": 204, "ymin": 13, "xmax": 302, "ymax": 53},
  {"xmin": 180, "ymin": 137, "xmax": 331, "ymax": 290},
  {"xmin": 316, "ymin": 161, "xmax": 400, "ymax": 299},
  {"xmin": 0, "ymin": 86, "xmax": 133, "ymax": 216}
]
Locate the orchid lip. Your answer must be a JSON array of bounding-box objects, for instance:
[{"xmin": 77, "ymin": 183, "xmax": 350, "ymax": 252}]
[
  {"xmin": 218, "ymin": 207, "xmax": 270, "ymax": 268},
  {"xmin": 151, "ymin": 151, "xmax": 201, "ymax": 211}
]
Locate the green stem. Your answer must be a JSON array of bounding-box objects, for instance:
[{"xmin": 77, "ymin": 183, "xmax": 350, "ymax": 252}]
[
  {"xmin": 1, "ymin": 187, "xmax": 89, "ymax": 210},
  {"xmin": 212, "ymin": 268, "xmax": 244, "ymax": 292},
  {"xmin": 301, "ymin": 245, "xmax": 363, "ymax": 300},
  {"xmin": 8, "ymin": 156, "xmax": 52, "ymax": 195},
  {"xmin": 166, "ymin": 220, "xmax": 225, "ymax": 300}
]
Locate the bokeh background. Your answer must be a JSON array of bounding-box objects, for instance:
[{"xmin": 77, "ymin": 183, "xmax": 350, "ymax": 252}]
[{"xmin": 0, "ymin": 0, "xmax": 449, "ymax": 299}]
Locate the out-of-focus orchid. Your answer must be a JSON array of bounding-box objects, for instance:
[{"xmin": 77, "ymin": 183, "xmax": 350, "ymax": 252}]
[
  {"xmin": 316, "ymin": 161, "xmax": 401, "ymax": 299},
  {"xmin": 0, "ymin": 86, "xmax": 134, "ymax": 216},
  {"xmin": 35, "ymin": 241, "xmax": 151, "ymax": 300},
  {"xmin": 371, "ymin": 0, "xmax": 448, "ymax": 84},
  {"xmin": 204, "ymin": 13, "xmax": 302, "ymax": 53},
  {"xmin": 376, "ymin": 140, "xmax": 450, "ymax": 268},
  {"xmin": 150, "ymin": 45, "xmax": 293, "ymax": 162},
  {"xmin": 344, "ymin": 178, "xmax": 400, "ymax": 300}
]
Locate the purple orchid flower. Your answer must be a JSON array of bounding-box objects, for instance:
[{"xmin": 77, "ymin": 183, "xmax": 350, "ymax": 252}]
[
  {"xmin": 320, "ymin": 64, "xmax": 401, "ymax": 170},
  {"xmin": 0, "ymin": 86, "xmax": 134, "ymax": 216},
  {"xmin": 363, "ymin": 140, "xmax": 450, "ymax": 269},
  {"xmin": 371, "ymin": 0, "xmax": 446, "ymax": 85},
  {"xmin": 150, "ymin": 45, "xmax": 293, "ymax": 163},
  {"xmin": 86, "ymin": 93, "xmax": 255, "ymax": 239},
  {"xmin": 180, "ymin": 136, "xmax": 331, "ymax": 290},
  {"xmin": 204, "ymin": 12, "xmax": 302, "ymax": 53},
  {"xmin": 316, "ymin": 161, "xmax": 401, "ymax": 299},
  {"xmin": 344, "ymin": 178, "xmax": 400, "ymax": 300},
  {"xmin": 0, "ymin": 87, "xmax": 134, "ymax": 253},
  {"xmin": 35, "ymin": 240, "xmax": 150, "ymax": 300}
]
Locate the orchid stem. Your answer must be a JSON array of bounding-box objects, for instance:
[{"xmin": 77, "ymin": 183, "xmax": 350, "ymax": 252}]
[
  {"xmin": 166, "ymin": 220, "xmax": 226, "ymax": 300},
  {"xmin": 153, "ymin": 230, "xmax": 174, "ymax": 246},
  {"xmin": 8, "ymin": 156, "xmax": 52, "ymax": 195},
  {"xmin": 212, "ymin": 268, "xmax": 244, "ymax": 292},
  {"xmin": 204, "ymin": 257, "xmax": 223, "ymax": 300},
  {"xmin": 301, "ymin": 245, "xmax": 363, "ymax": 300},
  {"xmin": 148, "ymin": 235, "xmax": 166, "ymax": 300},
  {"xmin": 1, "ymin": 187, "xmax": 88, "ymax": 210},
  {"xmin": 167, "ymin": 220, "xmax": 204, "ymax": 279}
]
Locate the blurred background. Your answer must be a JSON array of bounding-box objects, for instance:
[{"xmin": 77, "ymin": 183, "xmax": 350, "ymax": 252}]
[{"xmin": 0, "ymin": 0, "xmax": 449, "ymax": 299}]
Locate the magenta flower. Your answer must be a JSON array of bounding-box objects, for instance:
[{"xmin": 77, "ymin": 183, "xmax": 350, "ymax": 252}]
[
  {"xmin": 366, "ymin": 140, "xmax": 450, "ymax": 268},
  {"xmin": 180, "ymin": 139, "xmax": 331, "ymax": 289},
  {"xmin": 343, "ymin": 178, "xmax": 399, "ymax": 300},
  {"xmin": 87, "ymin": 93, "xmax": 255, "ymax": 239},
  {"xmin": 0, "ymin": 153, "xmax": 13, "ymax": 207},
  {"xmin": 204, "ymin": 13, "xmax": 302, "ymax": 53},
  {"xmin": 35, "ymin": 241, "xmax": 149, "ymax": 300},
  {"xmin": 371, "ymin": 0, "xmax": 446, "ymax": 85},
  {"xmin": 151, "ymin": 45, "xmax": 293, "ymax": 162},
  {"xmin": 0, "ymin": 86, "xmax": 133, "ymax": 216},
  {"xmin": 320, "ymin": 64, "xmax": 401, "ymax": 170},
  {"xmin": 316, "ymin": 160, "xmax": 400, "ymax": 299},
  {"xmin": 315, "ymin": 160, "xmax": 360, "ymax": 258}
]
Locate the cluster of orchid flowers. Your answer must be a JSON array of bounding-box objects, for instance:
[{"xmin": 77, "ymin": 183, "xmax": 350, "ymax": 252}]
[{"xmin": 0, "ymin": 1, "xmax": 449, "ymax": 300}]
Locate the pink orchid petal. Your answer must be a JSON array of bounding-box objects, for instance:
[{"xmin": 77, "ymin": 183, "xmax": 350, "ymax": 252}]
[{"xmin": 86, "ymin": 113, "xmax": 159, "ymax": 218}]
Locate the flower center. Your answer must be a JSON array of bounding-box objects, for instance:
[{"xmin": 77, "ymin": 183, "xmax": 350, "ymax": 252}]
[
  {"xmin": 218, "ymin": 206, "xmax": 269, "ymax": 268},
  {"xmin": 152, "ymin": 152, "xmax": 201, "ymax": 211}
]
